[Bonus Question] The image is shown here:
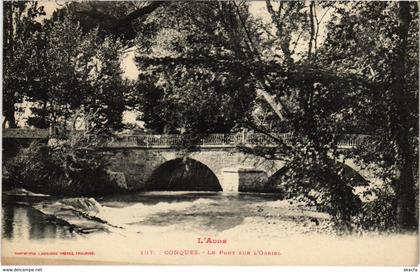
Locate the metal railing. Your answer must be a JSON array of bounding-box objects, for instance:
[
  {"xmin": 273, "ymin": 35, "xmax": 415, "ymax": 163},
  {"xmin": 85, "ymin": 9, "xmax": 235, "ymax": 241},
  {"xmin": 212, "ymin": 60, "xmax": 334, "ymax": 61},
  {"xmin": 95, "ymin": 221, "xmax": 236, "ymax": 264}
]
[
  {"xmin": 106, "ymin": 133, "xmax": 369, "ymax": 149},
  {"xmin": 2, "ymin": 128, "xmax": 369, "ymax": 149}
]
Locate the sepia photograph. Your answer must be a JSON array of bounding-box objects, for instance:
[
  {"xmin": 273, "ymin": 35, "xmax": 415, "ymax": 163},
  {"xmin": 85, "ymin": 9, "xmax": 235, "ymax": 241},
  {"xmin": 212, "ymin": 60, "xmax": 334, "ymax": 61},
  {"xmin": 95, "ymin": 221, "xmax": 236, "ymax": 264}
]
[{"xmin": 1, "ymin": 0, "xmax": 419, "ymax": 267}]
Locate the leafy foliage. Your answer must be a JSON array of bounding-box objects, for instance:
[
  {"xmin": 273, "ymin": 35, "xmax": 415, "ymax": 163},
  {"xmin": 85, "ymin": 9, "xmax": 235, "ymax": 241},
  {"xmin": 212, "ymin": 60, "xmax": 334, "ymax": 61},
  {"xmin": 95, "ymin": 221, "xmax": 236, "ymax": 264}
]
[
  {"xmin": 320, "ymin": 2, "xmax": 419, "ymax": 229},
  {"xmin": 3, "ymin": 1, "xmax": 418, "ymax": 231},
  {"xmin": 4, "ymin": 124, "xmax": 121, "ymax": 196},
  {"xmin": 3, "ymin": 141, "xmax": 49, "ymax": 192},
  {"xmin": 24, "ymin": 17, "xmax": 128, "ymax": 133},
  {"xmin": 133, "ymin": 1, "xmax": 256, "ymax": 134},
  {"xmin": 3, "ymin": 1, "xmax": 46, "ymax": 128},
  {"xmin": 128, "ymin": 1, "xmax": 418, "ymax": 228},
  {"xmin": 352, "ymin": 184, "xmax": 398, "ymax": 232}
]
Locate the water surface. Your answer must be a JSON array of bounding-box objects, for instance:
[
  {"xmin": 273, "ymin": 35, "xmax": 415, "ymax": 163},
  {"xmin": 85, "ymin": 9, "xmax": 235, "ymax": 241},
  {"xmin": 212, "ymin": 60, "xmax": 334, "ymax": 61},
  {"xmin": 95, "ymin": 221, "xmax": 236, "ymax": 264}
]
[{"xmin": 2, "ymin": 191, "xmax": 285, "ymax": 240}]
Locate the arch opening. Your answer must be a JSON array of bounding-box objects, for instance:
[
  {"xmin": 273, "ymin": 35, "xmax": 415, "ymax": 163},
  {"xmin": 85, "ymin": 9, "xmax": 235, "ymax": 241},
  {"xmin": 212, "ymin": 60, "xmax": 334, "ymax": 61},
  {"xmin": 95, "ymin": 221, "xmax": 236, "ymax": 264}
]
[
  {"xmin": 146, "ymin": 158, "xmax": 222, "ymax": 191},
  {"xmin": 267, "ymin": 161, "xmax": 369, "ymax": 193}
]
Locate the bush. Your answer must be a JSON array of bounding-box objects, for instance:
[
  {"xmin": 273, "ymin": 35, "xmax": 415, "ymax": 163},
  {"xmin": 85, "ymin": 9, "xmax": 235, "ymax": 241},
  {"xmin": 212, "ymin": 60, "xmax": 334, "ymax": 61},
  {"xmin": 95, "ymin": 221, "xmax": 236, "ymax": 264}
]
[
  {"xmin": 3, "ymin": 130, "xmax": 123, "ymax": 196},
  {"xmin": 3, "ymin": 141, "xmax": 49, "ymax": 192},
  {"xmin": 352, "ymin": 185, "xmax": 398, "ymax": 232},
  {"xmin": 268, "ymin": 158, "xmax": 362, "ymax": 231}
]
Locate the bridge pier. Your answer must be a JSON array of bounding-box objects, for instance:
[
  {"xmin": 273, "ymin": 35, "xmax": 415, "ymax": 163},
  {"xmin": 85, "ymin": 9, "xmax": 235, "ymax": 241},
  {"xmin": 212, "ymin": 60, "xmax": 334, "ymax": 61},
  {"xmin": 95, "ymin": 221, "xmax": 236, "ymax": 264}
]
[
  {"xmin": 220, "ymin": 167, "xmax": 239, "ymax": 192},
  {"xmin": 221, "ymin": 167, "xmax": 268, "ymax": 193}
]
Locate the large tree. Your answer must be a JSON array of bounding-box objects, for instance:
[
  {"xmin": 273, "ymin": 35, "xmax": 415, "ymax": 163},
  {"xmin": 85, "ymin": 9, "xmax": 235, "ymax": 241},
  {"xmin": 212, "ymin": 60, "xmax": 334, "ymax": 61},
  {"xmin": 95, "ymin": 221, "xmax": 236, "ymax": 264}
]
[
  {"xmin": 130, "ymin": 1, "xmax": 418, "ymax": 228},
  {"xmin": 3, "ymin": 1, "xmax": 45, "ymax": 128},
  {"xmin": 23, "ymin": 17, "xmax": 128, "ymax": 133},
  {"xmin": 126, "ymin": 1, "xmax": 368, "ymax": 225},
  {"xmin": 133, "ymin": 1, "xmax": 257, "ymax": 134},
  {"xmin": 320, "ymin": 1, "xmax": 418, "ymax": 229}
]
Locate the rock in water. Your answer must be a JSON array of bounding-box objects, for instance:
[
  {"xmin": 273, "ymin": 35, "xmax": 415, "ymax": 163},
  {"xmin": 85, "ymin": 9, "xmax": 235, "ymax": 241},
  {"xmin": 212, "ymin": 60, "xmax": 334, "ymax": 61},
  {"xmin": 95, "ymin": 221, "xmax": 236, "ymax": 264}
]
[
  {"xmin": 5, "ymin": 188, "xmax": 50, "ymax": 197},
  {"xmin": 34, "ymin": 197, "xmax": 110, "ymax": 234},
  {"xmin": 60, "ymin": 197, "xmax": 102, "ymax": 214}
]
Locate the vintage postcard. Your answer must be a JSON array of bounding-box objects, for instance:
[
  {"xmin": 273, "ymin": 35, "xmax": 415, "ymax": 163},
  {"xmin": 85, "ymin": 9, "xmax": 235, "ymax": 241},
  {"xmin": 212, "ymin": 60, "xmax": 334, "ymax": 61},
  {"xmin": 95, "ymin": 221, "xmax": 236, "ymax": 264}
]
[{"xmin": 2, "ymin": 0, "xmax": 419, "ymax": 266}]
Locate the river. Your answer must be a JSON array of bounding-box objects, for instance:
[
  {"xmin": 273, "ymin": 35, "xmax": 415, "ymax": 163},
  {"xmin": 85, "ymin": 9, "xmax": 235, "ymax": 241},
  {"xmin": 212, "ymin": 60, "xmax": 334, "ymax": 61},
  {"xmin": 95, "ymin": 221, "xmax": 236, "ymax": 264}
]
[
  {"xmin": 3, "ymin": 191, "xmax": 418, "ymax": 266},
  {"xmin": 2, "ymin": 191, "xmax": 333, "ymax": 242}
]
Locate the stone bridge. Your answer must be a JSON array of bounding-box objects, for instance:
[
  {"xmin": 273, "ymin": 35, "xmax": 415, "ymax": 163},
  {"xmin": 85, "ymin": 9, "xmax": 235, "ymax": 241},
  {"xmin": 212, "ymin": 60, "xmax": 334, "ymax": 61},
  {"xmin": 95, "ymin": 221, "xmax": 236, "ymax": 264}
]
[
  {"xmin": 101, "ymin": 133, "xmax": 373, "ymax": 192},
  {"xmin": 3, "ymin": 129, "xmax": 373, "ymax": 193}
]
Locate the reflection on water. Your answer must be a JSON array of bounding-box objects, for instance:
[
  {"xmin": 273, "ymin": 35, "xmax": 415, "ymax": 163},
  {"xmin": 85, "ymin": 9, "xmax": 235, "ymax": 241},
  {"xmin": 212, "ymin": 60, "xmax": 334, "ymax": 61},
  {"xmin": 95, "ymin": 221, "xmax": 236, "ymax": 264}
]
[
  {"xmin": 2, "ymin": 191, "xmax": 283, "ymax": 240},
  {"xmin": 2, "ymin": 203, "xmax": 76, "ymax": 241}
]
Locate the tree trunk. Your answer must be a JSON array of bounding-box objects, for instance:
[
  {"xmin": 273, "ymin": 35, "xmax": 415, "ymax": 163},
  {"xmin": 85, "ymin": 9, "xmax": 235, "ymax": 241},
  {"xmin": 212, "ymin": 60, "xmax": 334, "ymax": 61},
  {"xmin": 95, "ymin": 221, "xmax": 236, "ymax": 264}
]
[
  {"xmin": 3, "ymin": 2, "xmax": 17, "ymax": 128},
  {"xmin": 392, "ymin": 2, "xmax": 417, "ymax": 230},
  {"xmin": 256, "ymin": 89, "xmax": 287, "ymax": 121},
  {"xmin": 3, "ymin": 101, "xmax": 17, "ymax": 128}
]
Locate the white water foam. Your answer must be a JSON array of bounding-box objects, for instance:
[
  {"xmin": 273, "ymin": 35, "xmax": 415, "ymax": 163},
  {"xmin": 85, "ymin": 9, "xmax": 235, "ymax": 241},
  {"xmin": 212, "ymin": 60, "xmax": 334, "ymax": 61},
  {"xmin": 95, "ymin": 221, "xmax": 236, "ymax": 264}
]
[{"xmin": 97, "ymin": 197, "xmax": 217, "ymax": 228}]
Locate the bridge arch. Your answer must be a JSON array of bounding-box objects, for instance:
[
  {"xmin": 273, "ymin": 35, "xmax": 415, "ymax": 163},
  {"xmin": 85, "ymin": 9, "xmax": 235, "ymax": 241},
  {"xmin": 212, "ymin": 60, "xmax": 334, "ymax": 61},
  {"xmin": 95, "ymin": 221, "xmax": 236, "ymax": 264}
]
[
  {"xmin": 266, "ymin": 160, "xmax": 369, "ymax": 194},
  {"xmin": 145, "ymin": 157, "xmax": 223, "ymax": 191},
  {"xmin": 103, "ymin": 146, "xmax": 378, "ymax": 192}
]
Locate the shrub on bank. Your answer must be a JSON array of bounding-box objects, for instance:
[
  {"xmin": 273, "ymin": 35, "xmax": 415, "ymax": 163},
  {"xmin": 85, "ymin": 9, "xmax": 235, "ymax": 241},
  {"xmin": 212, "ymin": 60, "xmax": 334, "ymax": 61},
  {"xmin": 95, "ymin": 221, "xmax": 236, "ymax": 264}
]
[
  {"xmin": 351, "ymin": 185, "xmax": 398, "ymax": 232},
  {"xmin": 3, "ymin": 131, "xmax": 124, "ymax": 196},
  {"xmin": 268, "ymin": 163, "xmax": 403, "ymax": 232},
  {"xmin": 3, "ymin": 141, "xmax": 49, "ymax": 192}
]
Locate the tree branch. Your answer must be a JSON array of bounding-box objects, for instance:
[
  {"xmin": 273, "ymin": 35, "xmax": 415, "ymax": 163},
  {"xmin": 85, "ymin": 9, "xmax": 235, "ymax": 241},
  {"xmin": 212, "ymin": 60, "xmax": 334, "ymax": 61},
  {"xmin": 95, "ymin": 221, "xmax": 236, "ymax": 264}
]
[{"xmin": 116, "ymin": 1, "xmax": 164, "ymax": 26}]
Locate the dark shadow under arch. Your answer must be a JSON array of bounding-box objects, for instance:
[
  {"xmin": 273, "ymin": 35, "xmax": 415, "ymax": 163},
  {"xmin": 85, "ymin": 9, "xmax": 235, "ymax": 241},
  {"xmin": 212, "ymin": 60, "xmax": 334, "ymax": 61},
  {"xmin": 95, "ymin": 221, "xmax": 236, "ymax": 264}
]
[{"xmin": 146, "ymin": 158, "xmax": 222, "ymax": 191}]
